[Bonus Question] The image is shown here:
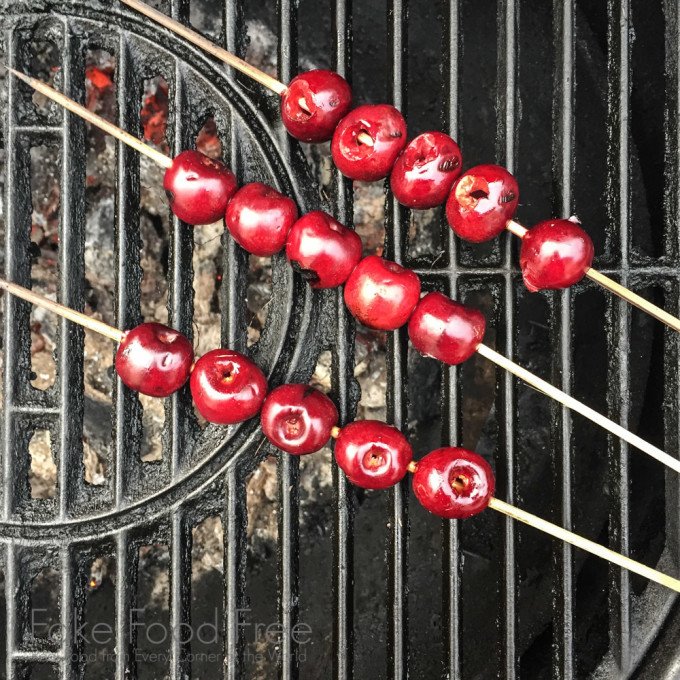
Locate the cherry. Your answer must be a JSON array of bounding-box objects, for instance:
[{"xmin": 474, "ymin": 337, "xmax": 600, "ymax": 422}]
[
  {"xmin": 390, "ymin": 131, "xmax": 462, "ymax": 209},
  {"xmin": 261, "ymin": 384, "xmax": 339, "ymax": 455},
  {"xmin": 334, "ymin": 420, "xmax": 413, "ymax": 489},
  {"xmin": 412, "ymin": 447, "xmax": 495, "ymax": 519},
  {"xmin": 281, "ymin": 70, "xmax": 353, "ymax": 143},
  {"xmin": 344, "ymin": 255, "xmax": 421, "ymax": 330},
  {"xmin": 225, "ymin": 183, "xmax": 298, "ymax": 256},
  {"xmin": 286, "ymin": 211, "xmax": 363, "ymax": 288},
  {"xmin": 115, "ymin": 322, "xmax": 194, "ymax": 397},
  {"xmin": 408, "ymin": 292, "xmax": 486, "ymax": 365},
  {"xmin": 190, "ymin": 349, "xmax": 268, "ymax": 425},
  {"xmin": 446, "ymin": 164, "xmax": 519, "ymax": 242},
  {"xmin": 519, "ymin": 217, "xmax": 595, "ymax": 292},
  {"xmin": 331, "ymin": 104, "xmax": 408, "ymax": 182},
  {"xmin": 163, "ymin": 150, "xmax": 238, "ymax": 226}
]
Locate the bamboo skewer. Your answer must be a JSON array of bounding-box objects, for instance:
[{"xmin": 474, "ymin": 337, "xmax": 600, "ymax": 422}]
[
  {"xmin": 488, "ymin": 498, "xmax": 680, "ymax": 593},
  {"xmin": 506, "ymin": 219, "xmax": 680, "ymax": 334},
  {"xmin": 118, "ymin": 0, "xmax": 375, "ymax": 148},
  {"xmin": 476, "ymin": 342, "xmax": 680, "ymax": 474},
  {"xmin": 0, "ymin": 279, "xmax": 125, "ymax": 342},
  {"xmin": 4, "ymin": 67, "xmax": 173, "ymax": 169}
]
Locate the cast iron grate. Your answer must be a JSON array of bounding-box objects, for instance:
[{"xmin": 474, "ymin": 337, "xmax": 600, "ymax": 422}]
[{"xmin": 0, "ymin": 0, "xmax": 679, "ymax": 678}]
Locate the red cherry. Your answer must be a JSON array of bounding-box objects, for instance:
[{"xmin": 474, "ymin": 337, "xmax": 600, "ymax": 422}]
[
  {"xmin": 115, "ymin": 322, "xmax": 194, "ymax": 397},
  {"xmin": 408, "ymin": 292, "xmax": 486, "ymax": 365},
  {"xmin": 519, "ymin": 218, "xmax": 595, "ymax": 292},
  {"xmin": 390, "ymin": 132, "xmax": 462, "ymax": 209},
  {"xmin": 334, "ymin": 421, "xmax": 413, "ymax": 489},
  {"xmin": 286, "ymin": 211, "xmax": 363, "ymax": 289},
  {"xmin": 163, "ymin": 150, "xmax": 237, "ymax": 226},
  {"xmin": 331, "ymin": 104, "xmax": 408, "ymax": 182},
  {"xmin": 281, "ymin": 70, "xmax": 353, "ymax": 143},
  {"xmin": 343, "ymin": 255, "xmax": 421, "ymax": 330},
  {"xmin": 225, "ymin": 183, "xmax": 298, "ymax": 256},
  {"xmin": 261, "ymin": 384, "xmax": 339, "ymax": 455},
  {"xmin": 446, "ymin": 164, "xmax": 519, "ymax": 242},
  {"xmin": 412, "ymin": 447, "xmax": 495, "ymax": 519},
  {"xmin": 190, "ymin": 349, "xmax": 268, "ymax": 425}
]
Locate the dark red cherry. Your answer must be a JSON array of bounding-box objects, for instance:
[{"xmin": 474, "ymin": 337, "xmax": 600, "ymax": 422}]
[
  {"xmin": 334, "ymin": 421, "xmax": 413, "ymax": 489},
  {"xmin": 412, "ymin": 447, "xmax": 494, "ymax": 519},
  {"xmin": 281, "ymin": 70, "xmax": 353, "ymax": 143},
  {"xmin": 190, "ymin": 349, "xmax": 268, "ymax": 425},
  {"xmin": 225, "ymin": 183, "xmax": 298, "ymax": 256},
  {"xmin": 344, "ymin": 255, "xmax": 421, "ymax": 330},
  {"xmin": 519, "ymin": 217, "xmax": 595, "ymax": 292},
  {"xmin": 408, "ymin": 292, "xmax": 486, "ymax": 365},
  {"xmin": 390, "ymin": 132, "xmax": 462, "ymax": 209},
  {"xmin": 163, "ymin": 150, "xmax": 238, "ymax": 226},
  {"xmin": 331, "ymin": 104, "xmax": 408, "ymax": 182},
  {"xmin": 115, "ymin": 322, "xmax": 194, "ymax": 397},
  {"xmin": 446, "ymin": 164, "xmax": 519, "ymax": 242},
  {"xmin": 286, "ymin": 211, "xmax": 363, "ymax": 288},
  {"xmin": 261, "ymin": 384, "xmax": 338, "ymax": 455}
]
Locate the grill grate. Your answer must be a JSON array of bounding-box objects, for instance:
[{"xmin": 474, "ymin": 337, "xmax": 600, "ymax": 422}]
[{"xmin": 0, "ymin": 0, "xmax": 679, "ymax": 678}]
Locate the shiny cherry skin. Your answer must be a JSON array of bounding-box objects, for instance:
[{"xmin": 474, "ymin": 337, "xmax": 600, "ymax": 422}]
[
  {"xmin": 331, "ymin": 104, "xmax": 408, "ymax": 182},
  {"xmin": 446, "ymin": 164, "xmax": 519, "ymax": 242},
  {"xmin": 115, "ymin": 322, "xmax": 194, "ymax": 397},
  {"xmin": 519, "ymin": 217, "xmax": 595, "ymax": 292},
  {"xmin": 225, "ymin": 183, "xmax": 298, "ymax": 256},
  {"xmin": 334, "ymin": 421, "xmax": 413, "ymax": 490},
  {"xmin": 281, "ymin": 70, "xmax": 353, "ymax": 143},
  {"xmin": 163, "ymin": 150, "xmax": 238, "ymax": 226},
  {"xmin": 408, "ymin": 292, "xmax": 486, "ymax": 365},
  {"xmin": 286, "ymin": 211, "xmax": 363, "ymax": 288},
  {"xmin": 190, "ymin": 349, "xmax": 268, "ymax": 425},
  {"xmin": 344, "ymin": 255, "xmax": 421, "ymax": 330},
  {"xmin": 261, "ymin": 384, "xmax": 339, "ymax": 455},
  {"xmin": 412, "ymin": 447, "xmax": 495, "ymax": 519},
  {"xmin": 390, "ymin": 132, "xmax": 462, "ymax": 209}
]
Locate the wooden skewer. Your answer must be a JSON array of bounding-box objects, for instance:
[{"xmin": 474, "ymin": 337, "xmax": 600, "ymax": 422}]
[
  {"xmin": 118, "ymin": 0, "xmax": 376, "ymax": 148},
  {"xmin": 476, "ymin": 343, "xmax": 680, "ymax": 474},
  {"xmin": 4, "ymin": 67, "xmax": 173, "ymax": 169},
  {"xmin": 0, "ymin": 279, "xmax": 125, "ymax": 343},
  {"xmin": 488, "ymin": 497, "xmax": 680, "ymax": 592},
  {"xmin": 506, "ymin": 219, "xmax": 680, "ymax": 334}
]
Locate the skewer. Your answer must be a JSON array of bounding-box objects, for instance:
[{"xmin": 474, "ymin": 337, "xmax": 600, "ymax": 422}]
[
  {"xmin": 506, "ymin": 219, "xmax": 680, "ymax": 334},
  {"xmin": 118, "ymin": 0, "xmax": 375, "ymax": 148},
  {"xmin": 4, "ymin": 66, "xmax": 173, "ymax": 169},
  {"xmin": 476, "ymin": 342, "xmax": 680, "ymax": 474},
  {"xmin": 0, "ymin": 278, "xmax": 125, "ymax": 342},
  {"xmin": 488, "ymin": 497, "xmax": 680, "ymax": 592}
]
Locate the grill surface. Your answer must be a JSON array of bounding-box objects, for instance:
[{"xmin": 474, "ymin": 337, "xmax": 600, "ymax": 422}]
[{"xmin": 0, "ymin": 0, "xmax": 679, "ymax": 678}]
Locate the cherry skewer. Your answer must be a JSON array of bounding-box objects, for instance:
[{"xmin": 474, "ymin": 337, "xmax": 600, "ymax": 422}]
[
  {"xmin": 2, "ymin": 280, "xmax": 679, "ymax": 594},
  {"xmin": 506, "ymin": 219, "xmax": 680, "ymax": 333}
]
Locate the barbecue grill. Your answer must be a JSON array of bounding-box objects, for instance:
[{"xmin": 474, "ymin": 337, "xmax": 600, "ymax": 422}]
[{"xmin": 0, "ymin": 0, "xmax": 678, "ymax": 678}]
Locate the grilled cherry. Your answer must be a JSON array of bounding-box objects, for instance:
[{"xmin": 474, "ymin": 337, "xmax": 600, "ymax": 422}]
[
  {"xmin": 286, "ymin": 211, "xmax": 363, "ymax": 288},
  {"xmin": 190, "ymin": 349, "xmax": 268, "ymax": 425},
  {"xmin": 225, "ymin": 183, "xmax": 298, "ymax": 256},
  {"xmin": 334, "ymin": 421, "xmax": 413, "ymax": 489},
  {"xmin": 281, "ymin": 70, "xmax": 353, "ymax": 143},
  {"xmin": 390, "ymin": 131, "xmax": 462, "ymax": 209},
  {"xmin": 163, "ymin": 150, "xmax": 238, "ymax": 226},
  {"xmin": 519, "ymin": 217, "xmax": 594, "ymax": 292},
  {"xmin": 115, "ymin": 322, "xmax": 193, "ymax": 397},
  {"xmin": 331, "ymin": 104, "xmax": 408, "ymax": 182},
  {"xmin": 344, "ymin": 255, "xmax": 421, "ymax": 330},
  {"xmin": 408, "ymin": 292, "xmax": 486, "ymax": 365},
  {"xmin": 412, "ymin": 447, "xmax": 495, "ymax": 519},
  {"xmin": 261, "ymin": 384, "xmax": 338, "ymax": 455},
  {"xmin": 446, "ymin": 164, "xmax": 519, "ymax": 242}
]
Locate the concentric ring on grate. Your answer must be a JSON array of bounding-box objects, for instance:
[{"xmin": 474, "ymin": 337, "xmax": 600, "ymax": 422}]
[{"xmin": 1, "ymin": 5, "xmax": 331, "ymax": 537}]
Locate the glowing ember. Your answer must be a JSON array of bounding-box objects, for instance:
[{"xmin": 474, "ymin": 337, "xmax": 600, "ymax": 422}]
[{"xmin": 141, "ymin": 77, "xmax": 169, "ymax": 149}]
